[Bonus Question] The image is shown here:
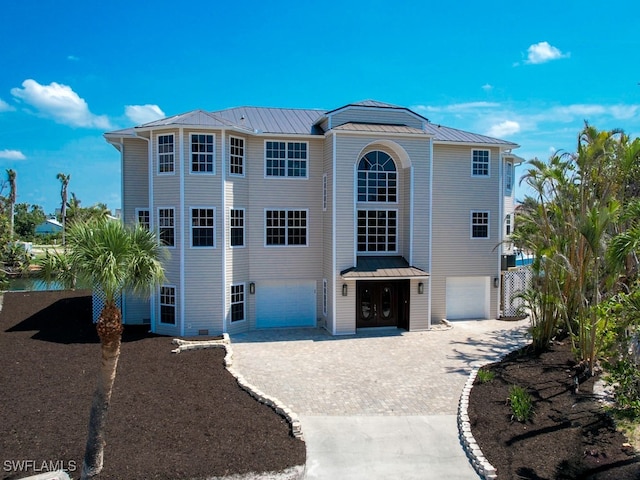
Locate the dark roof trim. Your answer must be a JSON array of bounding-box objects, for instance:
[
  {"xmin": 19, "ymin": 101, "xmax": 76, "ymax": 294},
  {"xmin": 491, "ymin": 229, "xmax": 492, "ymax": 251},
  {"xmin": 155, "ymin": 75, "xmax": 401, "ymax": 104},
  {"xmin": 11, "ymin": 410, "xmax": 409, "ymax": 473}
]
[{"xmin": 341, "ymin": 256, "xmax": 429, "ymax": 279}]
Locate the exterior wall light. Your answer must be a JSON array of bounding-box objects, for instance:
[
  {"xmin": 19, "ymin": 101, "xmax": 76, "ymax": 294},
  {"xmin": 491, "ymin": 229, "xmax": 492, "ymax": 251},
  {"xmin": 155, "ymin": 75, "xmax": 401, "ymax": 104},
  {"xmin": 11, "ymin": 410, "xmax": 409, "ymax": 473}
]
[
  {"xmin": 342, "ymin": 284, "xmax": 348, "ymax": 296},
  {"xmin": 418, "ymin": 282, "xmax": 424, "ymax": 294},
  {"xmin": 249, "ymin": 282, "xmax": 255, "ymax": 294}
]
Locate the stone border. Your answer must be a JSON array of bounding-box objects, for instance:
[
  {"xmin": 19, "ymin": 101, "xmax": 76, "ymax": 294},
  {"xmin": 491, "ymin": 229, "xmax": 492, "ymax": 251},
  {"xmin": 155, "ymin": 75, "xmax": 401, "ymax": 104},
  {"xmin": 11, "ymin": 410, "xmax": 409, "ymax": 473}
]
[
  {"xmin": 458, "ymin": 368, "xmax": 497, "ymax": 480},
  {"xmin": 171, "ymin": 335, "xmax": 304, "ymax": 440}
]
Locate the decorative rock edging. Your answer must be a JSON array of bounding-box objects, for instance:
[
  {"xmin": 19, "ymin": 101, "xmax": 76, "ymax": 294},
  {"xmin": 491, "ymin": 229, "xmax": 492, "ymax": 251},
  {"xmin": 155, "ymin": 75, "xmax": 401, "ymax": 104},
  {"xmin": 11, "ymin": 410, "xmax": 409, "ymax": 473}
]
[
  {"xmin": 458, "ymin": 368, "xmax": 497, "ymax": 480},
  {"xmin": 171, "ymin": 335, "xmax": 304, "ymax": 441},
  {"xmin": 458, "ymin": 332, "xmax": 529, "ymax": 480}
]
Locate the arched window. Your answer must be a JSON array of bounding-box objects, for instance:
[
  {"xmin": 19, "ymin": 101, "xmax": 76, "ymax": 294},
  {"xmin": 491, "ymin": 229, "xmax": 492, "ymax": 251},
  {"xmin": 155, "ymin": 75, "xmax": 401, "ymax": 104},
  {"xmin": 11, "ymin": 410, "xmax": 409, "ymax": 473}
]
[{"xmin": 357, "ymin": 151, "xmax": 397, "ymax": 202}]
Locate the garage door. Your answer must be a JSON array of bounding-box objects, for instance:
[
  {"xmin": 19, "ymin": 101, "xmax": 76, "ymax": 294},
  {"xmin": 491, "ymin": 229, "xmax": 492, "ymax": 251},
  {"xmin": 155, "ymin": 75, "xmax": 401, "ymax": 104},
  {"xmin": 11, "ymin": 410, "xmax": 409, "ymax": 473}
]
[
  {"xmin": 256, "ymin": 280, "xmax": 317, "ymax": 328},
  {"xmin": 446, "ymin": 276, "xmax": 490, "ymax": 320}
]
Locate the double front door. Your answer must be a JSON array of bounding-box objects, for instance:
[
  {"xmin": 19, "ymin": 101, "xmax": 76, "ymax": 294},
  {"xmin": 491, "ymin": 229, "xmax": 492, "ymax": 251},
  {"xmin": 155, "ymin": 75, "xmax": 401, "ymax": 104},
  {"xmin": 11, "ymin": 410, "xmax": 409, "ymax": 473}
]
[{"xmin": 356, "ymin": 280, "xmax": 407, "ymax": 328}]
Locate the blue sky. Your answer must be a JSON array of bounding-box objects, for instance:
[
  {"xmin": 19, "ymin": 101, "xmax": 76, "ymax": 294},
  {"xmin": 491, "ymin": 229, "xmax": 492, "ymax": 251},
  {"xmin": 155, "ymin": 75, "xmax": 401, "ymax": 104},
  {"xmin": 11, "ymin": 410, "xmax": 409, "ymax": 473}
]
[{"xmin": 1, "ymin": 0, "xmax": 639, "ymax": 215}]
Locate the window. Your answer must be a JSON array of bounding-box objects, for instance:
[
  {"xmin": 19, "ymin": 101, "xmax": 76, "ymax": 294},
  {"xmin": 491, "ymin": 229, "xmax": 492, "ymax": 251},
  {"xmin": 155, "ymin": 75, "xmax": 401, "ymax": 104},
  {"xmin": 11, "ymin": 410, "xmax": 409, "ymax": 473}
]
[
  {"xmin": 136, "ymin": 208, "xmax": 150, "ymax": 230},
  {"xmin": 323, "ymin": 279, "xmax": 327, "ymax": 316},
  {"xmin": 357, "ymin": 210, "xmax": 397, "ymax": 252},
  {"xmin": 159, "ymin": 286, "xmax": 176, "ymax": 324},
  {"xmin": 265, "ymin": 141, "xmax": 308, "ymax": 177},
  {"xmin": 230, "ymin": 208, "xmax": 244, "ymax": 247},
  {"xmin": 472, "ymin": 211, "xmax": 490, "ymax": 238},
  {"xmin": 191, "ymin": 134, "xmax": 215, "ymax": 173},
  {"xmin": 323, "ymin": 173, "xmax": 327, "ymax": 211},
  {"xmin": 229, "ymin": 137, "xmax": 245, "ymax": 176},
  {"xmin": 158, "ymin": 208, "xmax": 175, "ymax": 247},
  {"xmin": 505, "ymin": 160, "xmax": 513, "ymax": 192},
  {"xmin": 472, "ymin": 150, "xmax": 490, "ymax": 177},
  {"xmin": 191, "ymin": 208, "xmax": 215, "ymax": 247},
  {"xmin": 265, "ymin": 210, "xmax": 307, "ymax": 246},
  {"xmin": 158, "ymin": 135, "xmax": 174, "ymax": 173},
  {"xmin": 357, "ymin": 151, "xmax": 397, "ymax": 202},
  {"xmin": 230, "ymin": 284, "xmax": 245, "ymax": 322},
  {"xmin": 505, "ymin": 214, "xmax": 512, "ymax": 236}
]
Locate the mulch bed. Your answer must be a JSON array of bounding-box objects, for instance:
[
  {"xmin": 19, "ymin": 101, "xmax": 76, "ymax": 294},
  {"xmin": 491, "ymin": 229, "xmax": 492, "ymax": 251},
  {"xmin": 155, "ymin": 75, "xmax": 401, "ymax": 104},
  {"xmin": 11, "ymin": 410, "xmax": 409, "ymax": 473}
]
[
  {"xmin": 469, "ymin": 340, "xmax": 640, "ymax": 480},
  {"xmin": 0, "ymin": 290, "xmax": 305, "ymax": 480}
]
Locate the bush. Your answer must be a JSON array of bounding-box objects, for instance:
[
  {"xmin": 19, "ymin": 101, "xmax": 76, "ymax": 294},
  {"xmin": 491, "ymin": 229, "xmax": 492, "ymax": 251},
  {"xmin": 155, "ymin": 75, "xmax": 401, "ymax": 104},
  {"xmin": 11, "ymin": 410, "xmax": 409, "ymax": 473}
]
[
  {"xmin": 603, "ymin": 359, "xmax": 640, "ymax": 416},
  {"xmin": 476, "ymin": 368, "xmax": 495, "ymax": 383},
  {"xmin": 509, "ymin": 385, "xmax": 534, "ymax": 422}
]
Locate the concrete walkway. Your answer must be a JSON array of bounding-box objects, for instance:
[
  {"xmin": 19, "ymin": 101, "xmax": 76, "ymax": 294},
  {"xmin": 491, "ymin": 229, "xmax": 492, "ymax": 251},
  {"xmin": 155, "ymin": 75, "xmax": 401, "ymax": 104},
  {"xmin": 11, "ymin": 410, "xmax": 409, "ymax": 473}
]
[{"xmin": 230, "ymin": 319, "xmax": 529, "ymax": 480}]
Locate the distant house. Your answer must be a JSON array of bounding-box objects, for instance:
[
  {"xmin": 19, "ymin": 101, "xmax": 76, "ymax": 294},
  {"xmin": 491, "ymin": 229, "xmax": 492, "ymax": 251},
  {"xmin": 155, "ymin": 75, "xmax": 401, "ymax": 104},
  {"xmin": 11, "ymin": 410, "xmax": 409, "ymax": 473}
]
[
  {"xmin": 35, "ymin": 218, "xmax": 63, "ymax": 235},
  {"xmin": 105, "ymin": 100, "xmax": 522, "ymax": 337}
]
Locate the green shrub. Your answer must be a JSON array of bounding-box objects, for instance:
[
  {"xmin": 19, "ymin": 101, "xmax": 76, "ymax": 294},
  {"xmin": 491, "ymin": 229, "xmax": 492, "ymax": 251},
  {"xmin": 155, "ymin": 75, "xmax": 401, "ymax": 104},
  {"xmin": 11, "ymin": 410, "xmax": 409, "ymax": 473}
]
[
  {"xmin": 604, "ymin": 359, "xmax": 640, "ymax": 416},
  {"xmin": 476, "ymin": 369, "xmax": 495, "ymax": 383},
  {"xmin": 509, "ymin": 385, "xmax": 534, "ymax": 422}
]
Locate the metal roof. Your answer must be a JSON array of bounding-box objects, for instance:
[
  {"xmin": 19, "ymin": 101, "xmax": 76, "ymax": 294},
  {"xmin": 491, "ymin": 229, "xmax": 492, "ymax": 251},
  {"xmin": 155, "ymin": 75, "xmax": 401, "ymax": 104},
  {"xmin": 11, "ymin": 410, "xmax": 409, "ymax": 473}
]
[
  {"xmin": 424, "ymin": 123, "xmax": 518, "ymax": 146},
  {"xmin": 213, "ymin": 106, "xmax": 325, "ymax": 135},
  {"xmin": 103, "ymin": 100, "xmax": 518, "ymax": 147},
  {"xmin": 333, "ymin": 123, "xmax": 428, "ymax": 135},
  {"xmin": 341, "ymin": 256, "xmax": 429, "ymax": 279}
]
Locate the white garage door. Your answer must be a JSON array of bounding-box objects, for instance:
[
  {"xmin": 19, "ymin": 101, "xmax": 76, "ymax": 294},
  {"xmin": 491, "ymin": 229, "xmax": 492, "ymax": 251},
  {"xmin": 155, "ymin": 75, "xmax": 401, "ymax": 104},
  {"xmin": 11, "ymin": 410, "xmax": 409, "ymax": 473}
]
[
  {"xmin": 446, "ymin": 276, "xmax": 490, "ymax": 320},
  {"xmin": 256, "ymin": 280, "xmax": 317, "ymax": 328}
]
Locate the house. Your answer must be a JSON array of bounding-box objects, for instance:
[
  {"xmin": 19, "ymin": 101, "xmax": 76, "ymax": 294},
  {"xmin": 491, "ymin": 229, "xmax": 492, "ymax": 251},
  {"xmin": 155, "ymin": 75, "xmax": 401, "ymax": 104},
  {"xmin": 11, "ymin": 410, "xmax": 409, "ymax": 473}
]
[
  {"xmin": 35, "ymin": 218, "xmax": 63, "ymax": 235},
  {"xmin": 104, "ymin": 100, "xmax": 522, "ymax": 336}
]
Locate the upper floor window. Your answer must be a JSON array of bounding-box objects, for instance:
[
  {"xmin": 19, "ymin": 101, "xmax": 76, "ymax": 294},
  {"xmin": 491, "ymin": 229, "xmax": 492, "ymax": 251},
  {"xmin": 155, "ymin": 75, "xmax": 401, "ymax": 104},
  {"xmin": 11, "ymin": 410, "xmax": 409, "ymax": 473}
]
[
  {"xmin": 158, "ymin": 208, "xmax": 175, "ymax": 247},
  {"xmin": 357, "ymin": 151, "xmax": 397, "ymax": 202},
  {"xmin": 265, "ymin": 141, "xmax": 307, "ymax": 178},
  {"xmin": 136, "ymin": 208, "xmax": 150, "ymax": 230},
  {"xmin": 265, "ymin": 209, "xmax": 307, "ymax": 246},
  {"xmin": 229, "ymin": 136, "xmax": 245, "ymax": 176},
  {"xmin": 505, "ymin": 160, "xmax": 513, "ymax": 192},
  {"xmin": 191, "ymin": 208, "xmax": 215, "ymax": 247},
  {"xmin": 472, "ymin": 150, "xmax": 490, "ymax": 177},
  {"xmin": 471, "ymin": 211, "xmax": 490, "ymax": 239},
  {"xmin": 505, "ymin": 213, "xmax": 512, "ymax": 236},
  {"xmin": 158, "ymin": 135, "xmax": 174, "ymax": 174},
  {"xmin": 191, "ymin": 134, "xmax": 215, "ymax": 173},
  {"xmin": 357, "ymin": 210, "xmax": 397, "ymax": 252},
  {"xmin": 230, "ymin": 208, "xmax": 244, "ymax": 247}
]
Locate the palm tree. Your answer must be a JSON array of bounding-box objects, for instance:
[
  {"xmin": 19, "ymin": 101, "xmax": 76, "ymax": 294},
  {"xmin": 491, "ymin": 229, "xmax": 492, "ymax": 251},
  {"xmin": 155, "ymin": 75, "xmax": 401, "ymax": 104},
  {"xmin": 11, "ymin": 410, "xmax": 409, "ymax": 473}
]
[
  {"xmin": 6, "ymin": 169, "xmax": 16, "ymax": 240},
  {"xmin": 56, "ymin": 173, "xmax": 70, "ymax": 245},
  {"xmin": 64, "ymin": 219, "xmax": 166, "ymax": 479}
]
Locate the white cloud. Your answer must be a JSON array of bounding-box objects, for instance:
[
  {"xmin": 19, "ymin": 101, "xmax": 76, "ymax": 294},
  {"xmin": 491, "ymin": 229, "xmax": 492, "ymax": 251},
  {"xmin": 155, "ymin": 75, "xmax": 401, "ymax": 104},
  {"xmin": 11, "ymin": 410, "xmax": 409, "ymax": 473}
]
[
  {"xmin": 486, "ymin": 120, "xmax": 521, "ymax": 137},
  {"xmin": 10, "ymin": 79, "xmax": 111, "ymax": 129},
  {"xmin": 481, "ymin": 84, "xmax": 493, "ymax": 91},
  {"xmin": 0, "ymin": 98, "xmax": 15, "ymax": 112},
  {"xmin": 125, "ymin": 104, "xmax": 165, "ymax": 124},
  {"xmin": 67, "ymin": 55, "xmax": 80, "ymax": 61},
  {"xmin": 413, "ymin": 101, "xmax": 500, "ymax": 114},
  {"xmin": 525, "ymin": 41, "xmax": 569, "ymax": 64},
  {"xmin": 0, "ymin": 149, "xmax": 26, "ymax": 160}
]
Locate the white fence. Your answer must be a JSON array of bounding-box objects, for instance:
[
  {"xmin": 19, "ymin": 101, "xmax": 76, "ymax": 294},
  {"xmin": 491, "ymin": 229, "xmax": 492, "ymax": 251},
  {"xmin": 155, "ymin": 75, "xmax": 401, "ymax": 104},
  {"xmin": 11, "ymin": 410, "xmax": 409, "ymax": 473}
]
[{"xmin": 502, "ymin": 267, "xmax": 532, "ymax": 317}]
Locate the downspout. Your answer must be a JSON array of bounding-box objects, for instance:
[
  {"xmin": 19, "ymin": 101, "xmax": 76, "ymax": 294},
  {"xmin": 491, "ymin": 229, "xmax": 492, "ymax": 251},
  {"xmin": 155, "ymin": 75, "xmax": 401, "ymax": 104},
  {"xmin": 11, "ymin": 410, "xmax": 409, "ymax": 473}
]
[
  {"xmin": 332, "ymin": 132, "xmax": 337, "ymax": 335},
  {"xmin": 497, "ymin": 149, "xmax": 504, "ymax": 319},
  {"xmin": 221, "ymin": 130, "xmax": 227, "ymax": 333},
  {"xmin": 428, "ymin": 138, "xmax": 433, "ymax": 328},
  {"xmin": 133, "ymin": 132, "xmax": 155, "ymax": 332},
  {"xmin": 179, "ymin": 128, "xmax": 185, "ymax": 337},
  {"xmin": 409, "ymin": 164, "xmax": 414, "ymax": 265}
]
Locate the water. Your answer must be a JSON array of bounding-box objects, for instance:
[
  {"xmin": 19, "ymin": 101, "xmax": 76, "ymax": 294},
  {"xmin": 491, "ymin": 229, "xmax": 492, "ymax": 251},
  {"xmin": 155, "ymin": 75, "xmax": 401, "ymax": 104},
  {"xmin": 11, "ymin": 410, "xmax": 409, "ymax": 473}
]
[{"xmin": 5, "ymin": 277, "xmax": 66, "ymax": 291}]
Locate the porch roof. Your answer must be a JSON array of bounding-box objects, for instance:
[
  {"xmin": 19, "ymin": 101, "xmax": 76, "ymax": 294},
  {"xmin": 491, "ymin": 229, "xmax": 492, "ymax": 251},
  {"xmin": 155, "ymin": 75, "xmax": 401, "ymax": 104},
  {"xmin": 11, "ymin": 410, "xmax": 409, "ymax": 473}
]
[{"xmin": 340, "ymin": 256, "xmax": 429, "ymax": 280}]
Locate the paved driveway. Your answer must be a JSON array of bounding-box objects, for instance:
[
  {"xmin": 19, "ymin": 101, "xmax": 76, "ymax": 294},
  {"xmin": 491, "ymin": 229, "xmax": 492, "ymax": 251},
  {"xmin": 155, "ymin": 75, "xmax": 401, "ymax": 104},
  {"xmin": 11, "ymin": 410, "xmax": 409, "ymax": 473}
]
[{"xmin": 230, "ymin": 319, "xmax": 529, "ymax": 479}]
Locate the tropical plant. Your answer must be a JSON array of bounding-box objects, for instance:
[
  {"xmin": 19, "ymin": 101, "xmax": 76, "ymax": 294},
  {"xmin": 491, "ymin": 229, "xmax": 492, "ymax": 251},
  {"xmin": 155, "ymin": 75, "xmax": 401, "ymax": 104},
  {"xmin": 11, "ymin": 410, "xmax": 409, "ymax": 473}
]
[
  {"xmin": 476, "ymin": 368, "xmax": 495, "ymax": 383},
  {"xmin": 508, "ymin": 385, "xmax": 534, "ymax": 422},
  {"xmin": 36, "ymin": 248, "xmax": 77, "ymax": 289},
  {"xmin": 6, "ymin": 169, "xmax": 16, "ymax": 240},
  {"xmin": 57, "ymin": 173, "xmax": 70, "ymax": 245},
  {"xmin": 52, "ymin": 219, "xmax": 166, "ymax": 479},
  {"xmin": 14, "ymin": 203, "xmax": 46, "ymax": 240}
]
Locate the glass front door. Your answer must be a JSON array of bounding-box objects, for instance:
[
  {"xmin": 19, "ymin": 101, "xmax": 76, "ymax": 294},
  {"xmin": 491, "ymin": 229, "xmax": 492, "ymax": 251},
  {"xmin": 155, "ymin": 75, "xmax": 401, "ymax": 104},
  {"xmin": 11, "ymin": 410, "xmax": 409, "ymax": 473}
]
[{"xmin": 356, "ymin": 281, "xmax": 400, "ymax": 328}]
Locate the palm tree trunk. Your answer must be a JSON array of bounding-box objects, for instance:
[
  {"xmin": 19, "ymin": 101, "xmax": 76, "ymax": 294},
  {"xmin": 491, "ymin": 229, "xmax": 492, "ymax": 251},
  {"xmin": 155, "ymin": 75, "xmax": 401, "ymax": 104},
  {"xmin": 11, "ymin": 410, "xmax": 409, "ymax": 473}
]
[{"xmin": 81, "ymin": 302, "xmax": 123, "ymax": 479}]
